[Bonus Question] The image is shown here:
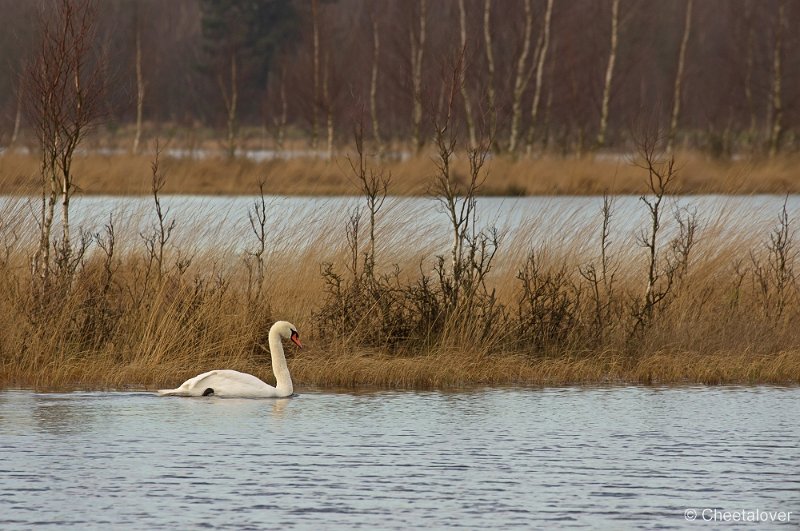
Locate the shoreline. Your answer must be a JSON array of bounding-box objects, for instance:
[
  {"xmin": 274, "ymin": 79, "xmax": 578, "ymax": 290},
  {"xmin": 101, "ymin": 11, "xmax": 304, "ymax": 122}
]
[
  {"xmin": 2, "ymin": 150, "xmax": 800, "ymax": 197},
  {"xmin": 3, "ymin": 350, "xmax": 799, "ymax": 391}
]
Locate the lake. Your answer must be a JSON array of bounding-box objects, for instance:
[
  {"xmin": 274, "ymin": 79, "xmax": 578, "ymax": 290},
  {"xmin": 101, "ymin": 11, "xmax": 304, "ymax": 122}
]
[
  {"xmin": 1, "ymin": 194, "xmax": 799, "ymax": 264},
  {"xmin": 1, "ymin": 387, "xmax": 797, "ymax": 529}
]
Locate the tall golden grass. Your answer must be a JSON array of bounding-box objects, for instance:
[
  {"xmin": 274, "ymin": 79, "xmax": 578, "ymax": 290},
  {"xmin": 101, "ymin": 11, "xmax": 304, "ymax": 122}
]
[
  {"xmin": 1, "ymin": 191, "xmax": 799, "ymax": 390},
  {"xmin": 2, "ymin": 148, "xmax": 800, "ymax": 196}
]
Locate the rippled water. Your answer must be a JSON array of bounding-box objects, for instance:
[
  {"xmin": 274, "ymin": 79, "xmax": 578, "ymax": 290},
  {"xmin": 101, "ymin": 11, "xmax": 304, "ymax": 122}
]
[
  {"xmin": 2, "ymin": 195, "xmax": 799, "ymax": 255},
  {"xmin": 1, "ymin": 387, "xmax": 798, "ymax": 529}
]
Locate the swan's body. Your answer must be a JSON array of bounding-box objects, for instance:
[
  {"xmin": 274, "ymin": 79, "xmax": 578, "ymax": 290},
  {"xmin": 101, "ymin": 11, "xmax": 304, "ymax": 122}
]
[{"xmin": 157, "ymin": 321, "xmax": 301, "ymax": 398}]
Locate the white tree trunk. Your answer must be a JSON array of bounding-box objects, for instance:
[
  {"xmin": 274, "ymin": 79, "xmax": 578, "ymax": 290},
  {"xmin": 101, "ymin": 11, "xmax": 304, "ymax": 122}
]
[
  {"xmin": 768, "ymin": 0, "xmax": 785, "ymax": 157},
  {"xmin": 311, "ymin": 0, "xmax": 320, "ymax": 151},
  {"xmin": 410, "ymin": 0, "xmax": 427, "ymax": 153},
  {"xmin": 61, "ymin": 175, "xmax": 70, "ymax": 266},
  {"xmin": 132, "ymin": 9, "xmax": 145, "ymax": 155},
  {"xmin": 370, "ymin": 14, "xmax": 384, "ymax": 156},
  {"xmin": 526, "ymin": 0, "xmax": 553, "ymax": 154},
  {"xmin": 10, "ymin": 89, "xmax": 22, "ymax": 147},
  {"xmin": 458, "ymin": 0, "xmax": 477, "ymax": 149},
  {"xmin": 223, "ymin": 54, "xmax": 238, "ymax": 159},
  {"xmin": 507, "ymin": 0, "xmax": 533, "ymax": 154},
  {"xmin": 667, "ymin": 0, "xmax": 693, "ymax": 152},
  {"xmin": 483, "ymin": 0, "xmax": 497, "ymax": 144},
  {"xmin": 323, "ymin": 53, "xmax": 333, "ymax": 160},
  {"xmin": 597, "ymin": 0, "xmax": 619, "ymax": 148},
  {"xmin": 277, "ymin": 72, "xmax": 287, "ymax": 151}
]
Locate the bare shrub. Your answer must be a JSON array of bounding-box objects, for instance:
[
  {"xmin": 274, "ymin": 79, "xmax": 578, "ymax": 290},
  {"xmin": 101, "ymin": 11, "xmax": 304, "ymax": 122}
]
[
  {"xmin": 579, "ymin": 193, "xmax": 619, "ymax": 342},
  {"xmin": 316, "ymin": 123, "xmax": 406, "ymax": 348},
  {"xmin": 245, "ymin": 178, "xmax": 269, "ymax": 303},
  {"xmin": 518, "ymin": 251, "xmax": 582, "ymax": 351},
  {"xmin": 630, "ymin": 131, "xmax": 699, "ymax": 335},
  {"xmin": 426, "ymin": 51, "xmax": 503, "ymax": 343},
  {"xmin": 24, "ymin": 0, "xmax": 103, "ymax": 291},
  {"xmin": 751, "ymin": 196, "xmax": 795, "ymax": 319},
  {"xmin": 140, "ymin": 143, "xmax": 176, "ymax": 285}
]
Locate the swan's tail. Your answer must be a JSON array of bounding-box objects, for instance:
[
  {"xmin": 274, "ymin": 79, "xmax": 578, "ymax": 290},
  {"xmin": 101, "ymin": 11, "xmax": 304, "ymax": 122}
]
[{"xmin": 157, "ymin": 388, "xmax": 186, "ymax": 396}]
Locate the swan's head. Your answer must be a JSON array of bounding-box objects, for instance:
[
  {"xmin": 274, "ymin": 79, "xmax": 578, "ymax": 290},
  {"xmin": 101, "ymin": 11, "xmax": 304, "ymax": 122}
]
[{"xmin": 274, "ymin": 320, "xmax": 302, "ymax": 348}]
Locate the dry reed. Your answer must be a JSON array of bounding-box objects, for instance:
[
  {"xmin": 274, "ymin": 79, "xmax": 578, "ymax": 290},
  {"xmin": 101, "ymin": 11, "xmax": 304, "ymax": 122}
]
[
  {"xmin": 1, "ymin": 192, "xmax": 800, "ymax": 391},
  {"xmin": 3, "ymin": 148, "xmax": 800, "ymax": 196}
]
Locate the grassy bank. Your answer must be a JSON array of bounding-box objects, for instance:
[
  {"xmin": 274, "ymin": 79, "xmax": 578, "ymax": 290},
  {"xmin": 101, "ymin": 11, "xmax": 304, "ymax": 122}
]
[
  {"xmin": 2, "ymin": 191, "xmax": 800, "ymax": 390},
  {"xmin": 3, "ymin": 129, "xmax": 800, "ymax": 390},
  {"xmin": 2, "ymin": 149, "xmax": 800, "ymax": 196}
]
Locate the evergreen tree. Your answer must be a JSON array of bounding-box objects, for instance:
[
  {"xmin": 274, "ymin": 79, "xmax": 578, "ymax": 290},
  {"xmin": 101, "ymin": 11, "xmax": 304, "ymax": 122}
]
[{"xmin": 200, "ymin": 0, "xmax": 297, "ymax": 155}]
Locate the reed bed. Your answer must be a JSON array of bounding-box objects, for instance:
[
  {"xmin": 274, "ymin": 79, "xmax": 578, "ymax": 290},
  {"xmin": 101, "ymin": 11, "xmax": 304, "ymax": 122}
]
[
  {"xmin": 3, "ymin": 149, "xmax": 800, "ymax": 196},
  {"xmin": 1, "ymin": 187, "xmax": 800, "ymax": 391}
]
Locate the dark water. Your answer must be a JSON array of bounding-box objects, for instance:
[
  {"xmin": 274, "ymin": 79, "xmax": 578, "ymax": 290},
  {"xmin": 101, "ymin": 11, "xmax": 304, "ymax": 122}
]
[{"xmin": 1, "ymin": 387, "xmax": 798, "ymax": 529}]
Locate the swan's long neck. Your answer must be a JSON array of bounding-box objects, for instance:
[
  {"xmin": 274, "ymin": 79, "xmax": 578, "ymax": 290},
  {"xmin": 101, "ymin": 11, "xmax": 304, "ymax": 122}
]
[{"xmin": 269, "ymin": 327, "xmax": 293, "ymax": 396}]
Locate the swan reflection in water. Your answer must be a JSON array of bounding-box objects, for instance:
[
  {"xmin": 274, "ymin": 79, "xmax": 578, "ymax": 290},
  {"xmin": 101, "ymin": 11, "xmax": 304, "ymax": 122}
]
[
  {"xmin": 271, "ymin": 398, "xmax": 291, "ymax": 418},
  {"xmin": 158, "ymin": 321, "xmax": 302, "ymax": 399}
]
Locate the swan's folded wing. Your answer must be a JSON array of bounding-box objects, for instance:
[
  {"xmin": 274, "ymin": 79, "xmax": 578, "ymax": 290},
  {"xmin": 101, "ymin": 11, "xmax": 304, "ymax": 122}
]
[
  {"xmin": 157, "ymin": 370, "xmax": 217, "ymax": 396},
  {"xmin": 185, "ymin": 369, "xmax": 274, "ymax": 397}
]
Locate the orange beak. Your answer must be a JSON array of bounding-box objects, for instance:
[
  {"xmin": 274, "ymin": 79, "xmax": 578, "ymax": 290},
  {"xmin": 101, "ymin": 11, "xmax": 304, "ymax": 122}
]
[{"xmin": 290, "ymin": 332, "xmax": 303, "ymax": 349}]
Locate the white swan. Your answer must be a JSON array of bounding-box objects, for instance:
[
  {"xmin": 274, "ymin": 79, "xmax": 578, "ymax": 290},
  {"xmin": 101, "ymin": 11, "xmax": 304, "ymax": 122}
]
[{"xmin": 157, "ymin": 321, "xmax": 302, "ymax": 398}]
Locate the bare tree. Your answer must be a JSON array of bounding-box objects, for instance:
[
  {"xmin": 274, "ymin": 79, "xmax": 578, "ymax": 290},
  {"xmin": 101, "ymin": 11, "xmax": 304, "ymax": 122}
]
[
  {"xmin": 24, "ymin": 0, "xmax": 102, "ymax": 287},
  {"xmin": 369, "ymin": 12, "xmax": 384, "ymax": 156},
  {"xmin": 410, "ymin": 0, "xmax": 427, "ymax": 154},
  {"xmin": 483, "ymin": 0, "xmax": 497, "ymax": 145},
  {"xmin": 751, "ymin": 196, "xmax": 795, "ymax": 319},
  {"xmin": 507, "ymin": 0, "xmax": 533, "ymax": 154},
  {"xmin": 246, "ymin": 178, "xmax": 269, "ymax": 301},
  {"xmin": 219, "ymin": 51, "xmax": 238, "ymax": 159},
  {"xmin": 322, "ymin": 51, "xmax": 333, "ymax": 159},
  {"xmin": 269, "ymin": 68, "xmax": 288, "ymax": 152},
  {"xmin": 277, "ymin": 73, "xmax": 288, "ymax": 151},
  {"xmin": 10, "ymin": 87, "xmax": 22, "ymax": 147},
  {"xmin": 596, "ymin": 0, "xmax": 619, "ymax": 148},
  {"xmin": 431, "ymin": 53, "xmax": 498, "ymax": 311},
  {"xmin": 579, "ymin": 193, "xmax": 617, "ymax": 342},
  {"xmin": 457, "ymin": 0, "xmax": 477, "ymax": 149},
  {"xmin": 743, "ymin": 1, "xmax": 757, "ymax": 142},
  {"xmin": 311, "ymin": 0, "xmax": 320, "ymax": 150},
  {"xmin": 667, "ymin": 0, "xmax": 693, "ymax": 152},
  {"xmin": 631, "ymin": 131, "xmax": 698, "ymax": 333},
  {"xmin": 525, "ymin": 0, "xmax": 554, "ymax": 155},
  {"xmin": 349, "ymin": 119, "xmax": 390, "ymax": 268},
  {"xmin": 768, "ymin": 0, "xmax": 786, "ymax": 157},
  {"xmin": 142, "ymin": 143, "xmax": 175, "ymax": 284},
  {"xmin": 132, "ymin": 0, "xmax": 146, "ymax": 155}
]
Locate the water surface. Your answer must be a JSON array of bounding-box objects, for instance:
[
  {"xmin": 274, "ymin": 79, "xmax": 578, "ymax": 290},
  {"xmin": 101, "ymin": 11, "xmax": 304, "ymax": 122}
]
[
  {"xmin": 1, "ymin": 387, "xmax": 798, "ymax": 529},
  {"xmin": 2, "ymin": 195, "xmax": 798, "ymax": 256}
]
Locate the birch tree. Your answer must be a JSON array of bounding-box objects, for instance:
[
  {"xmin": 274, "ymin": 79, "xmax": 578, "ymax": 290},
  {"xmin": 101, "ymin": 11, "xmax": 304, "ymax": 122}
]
[
  {"xmin": 10, "ymin": 88, "xmax": 22, "ymax": 147},
  {"xmin": 743, "ymin": 2, "xmax": 756, "ymax": 141},
  {"xmin": 370, "ymin": 12, "xmax": 383, "ymax": 156},
  {"xmin": 322, "ymin": 52, "xmax": 333, "ymax": 159},
  {"xmin": 132, "ymin": 0, "xmax": 145, "ymax": 154},
  {"xmin": 458, "ymin": 0, "xmax": 477, "ymax": 149},
  {"xmin": 483, "ymin": 0, "xmax": 497, "ymax": 145},
  {"xmin": 410, "ymin": 0, "xmax": 427, "ymax": 153},
  {"xmin": 667, "ymin": 0, "xmax": 693, "ymax": 152},
  {"xmin": 768, "ymin": 0, "xmax": 786, "ymax": 157},
  {"xmin": 507, "ymin": 0, "xmax": 533, "ymax": 154},
  {"xmin": 525, "ymin": 0, "xmax": 553, "ymax": 154},
  {"xmin": 311, "ymin": 0, "xmax": 320, "ymax": 150},
  {"xmin": 596, "ymin": 0, "xmax": 619, "ymax": 148},
  {"xmin": 24, "ymin": 0, "xmax": 102, "ymax": 286},
  {"xmin": 269, "ymin": 68, "xmax": 288, "ymax": 151}
]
